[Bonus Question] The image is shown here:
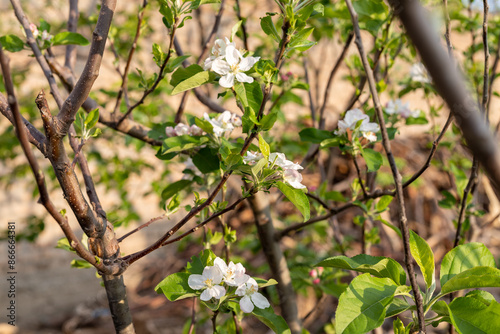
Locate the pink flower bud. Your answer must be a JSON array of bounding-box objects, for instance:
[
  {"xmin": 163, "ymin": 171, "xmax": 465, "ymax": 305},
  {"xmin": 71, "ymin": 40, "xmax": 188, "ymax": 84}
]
[
  {"xmin": 309, "ymin": 269, "xmax": 318, "ymax": 278},
  {"xmin": 317, "ymin": 267, "xmax": 324, "ymax": 275},
  {"xmin": 312, "ymin": 278, "xmax": 320, "ymax": 285}
]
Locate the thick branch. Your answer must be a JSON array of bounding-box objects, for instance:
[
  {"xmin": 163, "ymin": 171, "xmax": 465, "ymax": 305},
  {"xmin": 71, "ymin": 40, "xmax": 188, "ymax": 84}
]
[{"xmin": 57, "ymin": 0, "xmax": 117, "ymax": 134}]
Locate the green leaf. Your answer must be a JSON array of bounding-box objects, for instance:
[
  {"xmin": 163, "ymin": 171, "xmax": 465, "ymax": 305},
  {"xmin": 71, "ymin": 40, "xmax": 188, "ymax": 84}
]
[
  {"xmin": 386, "ymin": 298, "xmax": 411, "ymax": 318},
  {"xmin": 171, "ymin": 64, "xmax": 203, "ymax": 87},
  {"xmin": 231, "ymin": 20, "xmax": 243, "ymax": 42},
  {"xmin": 71, "ymin": 259, "xmax": 93, "ymax": 268},
  {"xmin": 255, "ymin": 278, "xmax": 278, "ymax": 288},
  {"xmin": 260, "ymin": 15, "xmax": 280, "ymax": 43},
  {"xmin": 317, "ymin": 254, "xmax": 406, "ymax": 285},
  {"xmin": 161, "ymin": 179, "xmax": 193, "ymax": 201},
  {"xmin": 52, "ymin": 32, "xmax": 89, "ymax": 46},
  {"xmin": 84, "ymin": 108, "xmax": 99, "ymax": 129},
  {"xmin": 171, "ymin": 69, "xmax": 211, "ymax": 95},
  {"xmin": 258, "ymin": 134, "xmax": 270, "ymax": 159},
  {"xmin": 55, "ymin": 237, "xmax": 76, "ymax": 253},
  {"xmin": 441, "ymin": 266, "xmax": 500, "ymax": 295},
  {"xmin": 259, "ymin": 110, "xmax": 278, "ymax": 131},
  {"xmin": 376, "ymin": 195, "xmax": 393, "ymax": 212},
  {"xmin": 276, "ymin": 181, "xmax": 310, "ymax": 222},
  {"xmin": 409, "ymin": 230, "xmax": 435, "ymax": 289},
  {"xmin": 0, "ymin": 35, "xmax": 25, "ymax": 52},
  {"xmin": 252, "ymin": 307, "xmax": 291, "ymax": 334},
  {"xmin": 448, "ymin": 295, "xmax": 500, "ymax": 334},
  {"xmin": 362, "ymin": 148, "xmax": 383, "ymax": 172},
  {"xmin": 167, "ymin": 55, "xmax": 190, "ymax": 73},
  {"xmin": 440, "ymin": 242, "xmax": 496, "ymax": 287},
  {"xmin": 234, "ymin": 81, "xmax": 263, "ymax": 114},
  {"xmin": 192, "ymin": 147, "xmax": 220, "ymax": 173},
  {"xmin": 152, "ymin": 43, "xmax": 166, "ymax": 67},
  {"xmin": 155, "ymin": 272, "xmax": 197, "ymax": 301},
  {"xmin": 186, "ymin": 249, "xmax": 217, "ymax": 275},
  {"xmin": 299, "ymin": 128, "xmax": 332, "ymax": 143},
  {"xmin": 336, "ymin": 274, "xmax": 397, "ymax": 334},
  {"xmin": 159, "ymin": 135, "xmax": 209, "ymax": 154}
]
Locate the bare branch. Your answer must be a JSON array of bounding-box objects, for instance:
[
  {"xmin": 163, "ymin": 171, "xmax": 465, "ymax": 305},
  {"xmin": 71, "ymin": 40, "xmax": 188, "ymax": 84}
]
[
  {"xmin": 65, "ymin": 0, "xmax": 79, "ymax": 71},
  {"xmin": 345, "ymin": 0, "xmax": 426, "ymax": 331},
  {"xmin": 57, "ymin": 0, "xmax": 118, "ymax": 135}
]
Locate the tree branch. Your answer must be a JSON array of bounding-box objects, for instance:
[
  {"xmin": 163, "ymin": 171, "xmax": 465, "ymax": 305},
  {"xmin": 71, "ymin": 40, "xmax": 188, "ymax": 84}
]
[{"xmin": 345, "ymin": 1, "xmax": 426, "ymax": 331}]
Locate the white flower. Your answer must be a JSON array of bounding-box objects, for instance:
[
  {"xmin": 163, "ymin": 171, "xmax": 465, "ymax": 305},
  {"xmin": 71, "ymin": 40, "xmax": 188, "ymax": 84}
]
[
  {"xmin": 29, "ymin": 23, "xmax": 39, "ymax": 39},
  {"xmin": 212, "ymin": 45, "xmax": 260, "ymax": 88},
  {"xmin": 189, "ymin": 124, "xmax": 203, "ymax": 136},
  {"xmin": 188, "ymin": 266, "xmax": 226, "ymax": 301},
  {"xmin": 337, "ymin": 109, "xmax": 369, "ymax": 135},
  {"xmin": 165, "ymin": 126, "xmax": 177, "ymax": 137},
  {"xmin": 410, "ymin": 63, "xmax": 431, "ymax": 83},
  {"xmin": 236, "ymin": 278, "xmax": 270, "ymax": 313},
  {"xmin": 405, "ymin": 109, "xmax": 422, "ymax": 119},
  {"xmin": 269, "ymin": 152, "xmax": 303, "ymax": 171},
  {"xmin": 336, "ymin": 109, "xmax": 379, "ymax": 141},
  {"xmin": 204, "ymin": 37, "xmax": 235, "ymax": 71},
  {"xmin": 174, "ymin": 123, "xmax": 190, "ymax": 136},
  {"xmin": 362, "ymin": 131, "xmax": 378, "ymax": 142},
  {"xmin": 283, "ymin": 169, "xmax": 306, "ymax": 189},
  {"xmin": 214, "ymin": 257, "xmax": 250, "ymax": 287},
  {"xmin": 385, "ymin": 99, "xmax": 410, "ymax": 116},
  {"xmin": 41, "ymin": 30, "xmax": 53, "ymax": 42},
  {"xmin": 231, "ymin": 113, "xmax": 242, "ymax": 127},
  {"xmin": 204, "ymin": 111, "xmax": 237, "ymax": 137},
  {"xmin": 243, "ymin": 151, "xmax": 264, "ymax": 165}
]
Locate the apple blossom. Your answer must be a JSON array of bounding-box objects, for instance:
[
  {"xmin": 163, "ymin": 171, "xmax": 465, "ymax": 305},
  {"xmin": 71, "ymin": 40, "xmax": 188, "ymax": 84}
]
[
  {"xmin": 385, "ymin": 99, "xmax": 411, "ymax": 116},
  {"xmin": 204, "ymin": 110, "xmax": 241, "ymax": 137},
  {"xmin": 189, "ymin": 124, "xmax": 203, "ymax": 136},
  {"xmin": 410, "ymin": 63, "xmax": 431, "ymax": 83},
  {"xmin": 214, "ymin": 257, "xmax": 250, "ymax": 287},
  {"xmin": 211, "ymin": 45, "xmax": 260, "ymax": 88},
  {"xmin": 204, "ymin": 37, "xmax": 235, "ymax": 71},
  {"xmin": 243, "ymin": 151, "xmax": 264, "ymax": 165},
  {"xmin": 283, "ymin": 169, "xmax": 306, "ymax": 189},
  {"xmin": 174, "ymin": 123, "xmax": 191, "ymax": 136},
  {"xmin": 29, "ymin": 23, "xmax": 39, "ymax": 39},
  {"xmin": 188, "ymin": 266, "xmax": 226, "ymax": 301},
  {"xmin": 235, "ymin": 277, "xmax": 270, "ymax": 313},
  {"xmin": 336, "ymin": 108, "xmax": 380, "ymax": 143}
]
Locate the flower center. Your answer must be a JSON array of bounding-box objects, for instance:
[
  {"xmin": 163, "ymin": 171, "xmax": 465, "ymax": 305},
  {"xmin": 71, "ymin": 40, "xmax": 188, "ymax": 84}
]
[{"xmin": 204, "ymin": 278, "xmax": 214, "ymax": 288}]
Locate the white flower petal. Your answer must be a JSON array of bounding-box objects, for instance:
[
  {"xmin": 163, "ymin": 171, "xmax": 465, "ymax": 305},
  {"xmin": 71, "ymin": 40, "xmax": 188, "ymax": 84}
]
[
  {"xmin": 212, "ymin": 58, "xmax": 230, "ymax": 76},
  {"xmin": 225, "ymin": 45, "xmax": 241, "ymax": 66},
  {"xmin": 219, "ymin": 73, "xmax": 235, "ymax": 88},
  {"xmin": 203, "ymin": 266, "xmax": 223, "ymax": 284},
  {"xmin": 188, "ymin": 274, "xmax": 205, "ymax": 290},
  {"xmin": 235, "ymin": 72, "xmax": 254, "ymax": 84},
  {"xmin": 251, "ymin": 292, "xmax": 270, "ymax": 309},
  {"xmin": 214, "ymin": 257, "xmax": 228, "ymax": 272},
  {"xmin": 211, "ymin": 285, "xmax": 226, "ymax": 299},
  {"xmin": 239, "ymin": 295, "xmax": 254, "ymax": 313},
  {"xmin": 200, "ymin": 289, "xmax": 212, "ymax": 301}
]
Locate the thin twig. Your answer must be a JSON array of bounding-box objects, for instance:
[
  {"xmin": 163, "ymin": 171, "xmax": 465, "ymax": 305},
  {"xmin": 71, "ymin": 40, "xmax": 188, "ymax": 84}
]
[
  {"xmin": 443, "ymin": 0, "xmax": 453, "ymax": 55},
  {"xmin": 235, "ymin": 0, "xmax": 249, "ymax": 51},
  {"xmin": 118, "ymin": 19, "xmax": 178, "ymax": 126},
  {"xmin": 353, "ymin": 154, "xmax": 369, "ymax": 198},
  {"xmin": 65, "ymin": 0, "xmax": 79, "ymax": 71},
  {"xmin": 118, "ymin": 213, "xmax": 168, "ymax": 242},
  {"xmin": 345, "ymin": 0, "xmax": 426, "ymax": 332},
  {"xmin": 318, "ymin": 31, "xmax": 354, "ymax": 129},
  {"xmin": 113, "ymin": 0, "xmax": 147, "ymax": 115},
  {"xmin": 175, "ymin": 0, "xmax": 226, "ymax": 123}
]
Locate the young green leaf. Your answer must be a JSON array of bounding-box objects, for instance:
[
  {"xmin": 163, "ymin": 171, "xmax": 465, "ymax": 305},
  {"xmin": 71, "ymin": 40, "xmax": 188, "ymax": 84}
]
[
  {"xmin": 316, "ymin": 254, "xmax": 406, "ymax": 285},
  {"xmin": 171, "ymin": 70, "xmax": 211, "ymax": 95},
  {"xmin": 260, "ymin": 15, "xmax": 281, "ymax": 43},
  {"xmin": 192, "ymin": 147, "xmax": 220, "ymax": 173},
  {"xmin": 52, "ymin": 32, "xmax": 89, "ymax": 46},
  {"xmin": 161, "ymin": 180, "xmax": 193, "ymax": 201},
  {"xmin": 362, "ymin": 148, "xmax": 383, "ymax": 172},
  {"xmin": 234, "ymin": 81, "xmax": 263, "ymax": 114},
  {"xmin": 155, "ymin": 272, "xmax": 197, "ymax": 301},
  {"xmin": 258, "ymin": 134, "xmax": 270, "ymax": 159},
  {"xmin": 441, "ymin": 266, "xmax": 500, "ymax": 295},
  {"xmin": 440, "ymin": 242, "xmax": 496, "ymax": 287},
  {"xmin": 276, "ymin": 181, "xmax": 310, "ymax": 222},
  {"xmin": 84, "ymin": 108, "xmax": 99, "ymax": 129},
  {"xmin": 448, "ymin": 295, "xmax": 500, "ymax": 334},
  {"xmin": 409, "ymin": 230, "xmax": 435, "ymax": 289},
  {"xmin": 299, "ymin": 128, "xmax": 332, "ymax": 143},
  {"xmin": 252, "ymin": 307, "xmax": 291, "ymax": 334},
  {"xmin": 159, "ymin": 135, "xmax": 209, "ymax": 155},
  {"xmin": 376, "ymin": 195, "xmax": 393, "ymax": 212},
  {"xmin": 0, "ymin": 35, "xmax": 25, "ymax": 52},
  {"xmin": 336, "ymin": 274, "xmax": 397, "ymax": 334}
]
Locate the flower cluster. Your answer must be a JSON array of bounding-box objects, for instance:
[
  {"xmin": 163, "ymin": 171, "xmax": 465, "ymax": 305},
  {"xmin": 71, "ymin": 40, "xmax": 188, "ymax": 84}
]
[
  {"xmin": 336, "ymin": 108, "xmax": 380, "ymax": 142},
  {"xmin": 410, "ymin": 63, "xmax": 431, "ymax": 84},
  {"xmin": 244, "ymin": 151, "xmax": 306, "ymax": 189},
  {"xmin": 385, "ymin": 99, "xmax": 420, "ymax": 119},
  {"xmin": 204, "ymin": 37, "xmax": 260, "ymax": 88},
  {"xmin": 165, "ymin": 123, "xmax": 203, "ymax": 137},
  {"xmin": 309, "ymin": 267, "xmax": 324, "ymax": 285},
  {"xmin": 29, "ymin": 23, "xmax": 52, "ymax": 42},
  {"xmin": 188, "ymin": 257, "xmax": 270, "ymax": 313},
  {"xmin": 204, "ymin": 110, "xmax": 242, "ymax": 137}
]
